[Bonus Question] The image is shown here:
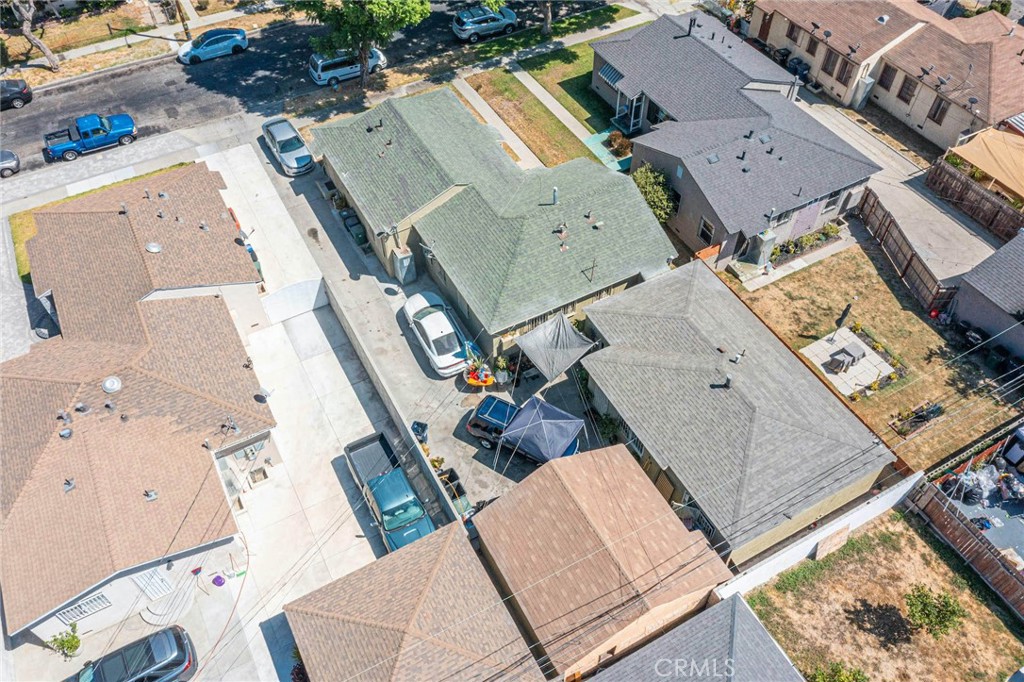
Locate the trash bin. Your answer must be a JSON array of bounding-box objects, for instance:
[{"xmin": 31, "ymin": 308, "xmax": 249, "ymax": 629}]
[{"xmin": 411, "ymin": 421, "xmax": 429, "ymax": 444}]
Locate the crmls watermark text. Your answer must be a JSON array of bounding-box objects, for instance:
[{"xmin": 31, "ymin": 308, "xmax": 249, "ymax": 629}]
[{"xmin": 654, "ymin": 658, "xmax": 736, "ymax": 678}]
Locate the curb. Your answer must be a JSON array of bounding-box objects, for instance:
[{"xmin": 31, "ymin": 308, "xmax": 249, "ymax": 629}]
[{"xmin": 31, "ymin": 18, "xmax": 301, "ymax": 96}]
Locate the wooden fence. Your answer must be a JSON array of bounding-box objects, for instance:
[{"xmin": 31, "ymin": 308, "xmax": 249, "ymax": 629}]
[
  {"xmin": 858, "ymin": 188, "xmax": 957, "ymax": 311},
  {"xmin": 907, "ymin": 483, "xmax": 1024, "ymax": 621},
  {"xmin": 925, "ymin": 161, "xmax": 1023, "ymax": 244}
]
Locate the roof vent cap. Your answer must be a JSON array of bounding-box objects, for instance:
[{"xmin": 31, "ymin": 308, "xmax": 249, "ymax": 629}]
[
  {"xmin": 74, "ymin": 402, "xmax": 90, "ymax": 414},
  {"xmin": 64, "ymin": 478, "xmax": 76, "ymax": 493},
  {"xmin": 145, "ymin": 243, "xmax": 162, "ymax": 254},
  {"xmin": 102, "ymin": 376, "xmax": 123, "ymax": 393},
  {"xmin": 59, "ymin": 428, "xmax": 73, "ymax": 440},
  {"xmin": 877, "ymin": 14, "xmax": 889, "ymax": 24},
  {"xmin": 143, "ymin": 489, "xmax": 159, "ymax": 501}
]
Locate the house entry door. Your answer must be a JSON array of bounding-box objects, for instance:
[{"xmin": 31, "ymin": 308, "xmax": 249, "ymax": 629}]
[{"xmin": 628, "ymin": 95, "xmax": 643, "ymax": 132}]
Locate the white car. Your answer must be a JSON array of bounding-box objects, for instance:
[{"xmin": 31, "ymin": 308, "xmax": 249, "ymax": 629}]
[
  {"xmin": 402, "ymin": 292, "xmax": 477, "ymax": 378},
  {"xmin": 178, "ymin": 28, "xmax": 248, "ymax": 65},
  {"xmin": 308, "ymin": 49, "xmax": 387, "ymax": 86}
]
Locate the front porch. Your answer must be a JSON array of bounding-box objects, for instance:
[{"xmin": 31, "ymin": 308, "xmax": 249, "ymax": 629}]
[{"xmin": 610, "ymin": 88, "xmax": 645, "ymax": 134}]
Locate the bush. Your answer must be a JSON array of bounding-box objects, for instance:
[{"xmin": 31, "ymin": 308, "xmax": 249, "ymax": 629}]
[
  {"xmin": 797, "ymin": 233, "xmax": 818, "ymax": 251},
  {"xmin": 945, "ymin": 153, "xmax": 965, "ymax": 168},
  {"xmin": 48, "ymin": 623, "xmax": 80, "ymax": 660},
  {"xmin": 904, "ymin": 583, "xmax": 967, "ymax": 639},
  {"xmin": 607, "ymin": 130, "xmax": 632, "ymax": 158},
  {"xmin": 631, "ymin": 163, "xmax": 673, "ymax": 225},
  {"xmin": 195, "ymin": 0, "xmax": 210, "ymax": 10},
  {"xmin": 850, "ymin": 321, "xmax": 862, "ymax": 334},
  {"xmin": 822, "ymin": 222, "xmax": 841, "ymax": 238},
  {"xmin": 809, "ymin": 661, "xmax": 869, "ymax": 682}
]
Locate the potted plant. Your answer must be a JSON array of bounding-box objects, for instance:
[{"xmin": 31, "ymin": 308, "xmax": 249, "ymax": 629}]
[
  {"xmin": 494, "ymin": 355, "xmax": 509, "ymax": 384},
  {"xmin": 48, "ymin": 622, "xmax": 80, "ymax": 660}
]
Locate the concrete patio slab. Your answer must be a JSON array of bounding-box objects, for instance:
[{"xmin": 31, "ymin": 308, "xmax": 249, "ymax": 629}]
[{"xmin": 801, "ymin": 327, "xmax": 896, "ymax": 397}]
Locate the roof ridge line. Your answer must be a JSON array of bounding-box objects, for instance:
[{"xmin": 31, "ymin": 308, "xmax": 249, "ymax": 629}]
[
  {"xmin": 406, "ymin": 525, "xmax": 458, "ymax": 633},
  {"xmin": 129, "ymin": 365, "xmax": 273, "ymax": 429},
  {"xmin": 288, "ymin": 605, "xmax": 411, "ymax": 635}
]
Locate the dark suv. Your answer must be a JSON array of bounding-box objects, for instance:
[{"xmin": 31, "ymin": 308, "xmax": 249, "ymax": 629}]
[
  {"xmin": 1, "ymin": 79, "xmax": 33, "ymax": 110},
  {"xmin": 68, "ymin": 626, "xmax": 196, "ymax": 682}
]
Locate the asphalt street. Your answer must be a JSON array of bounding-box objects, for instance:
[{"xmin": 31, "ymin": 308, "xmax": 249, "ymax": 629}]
[{"xmin": 0, "ymin": 2, "xmax": 598, "ymax": 176}]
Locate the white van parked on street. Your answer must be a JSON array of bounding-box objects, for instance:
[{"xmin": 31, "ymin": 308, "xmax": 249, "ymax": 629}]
[{"xmin": 308, "ymin": 49, "xmax": 387, "ymax": 86}]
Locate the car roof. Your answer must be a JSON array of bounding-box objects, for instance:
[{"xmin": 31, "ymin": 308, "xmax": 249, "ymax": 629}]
[
  {"xmin": 0, "ymin": 150, "xmax": 16, "ymax": 161},
  {"xmin": 266, "ymin": 119, "xmax": 299, "ymax": 138},
  {"xmin": 475, "ymin": 395, "xmax": 518, "ymax": 427},
  {"xmin": 372, "ymin": 468, "xmax": 417, "ymax": 507},
  {"xmin": 458, "ymin": 6, "xmax": 493, "ymax": 19},
  {"xmin": 418, "ymin": 307, "xmax": 455, "ymax": 339},
  {"xmin": 201, "ymin": 28, "xmax": 243, "ymax": 38},
  {"xmin": 2, "ymin": 79, "xmax": 27, "ymax": 88}
]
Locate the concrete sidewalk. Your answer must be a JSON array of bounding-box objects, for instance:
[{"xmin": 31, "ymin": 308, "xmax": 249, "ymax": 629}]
[
  {"xmin": 507, "ymin": 62, "xmax": 592, "ymax": 143},
  {"xmin": 24, "ymin": 0, "xmax": 288, "ymax": 68},
  {"xmin": 451, "ymin": 78, "xmax": 543, "ymax": 169}
]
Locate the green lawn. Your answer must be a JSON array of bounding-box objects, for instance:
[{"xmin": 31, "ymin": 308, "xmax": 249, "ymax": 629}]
[
  {"xmin": 466, "ymin": 67, "xmax": 598, "ymax": 167},
  {"xmin": 519, "ymin": 43, "xmax": 613, "ymax": 134},
  {"xmin": 472, "ymin": 4, "xmax": 639, "ymax": 61},
  {"xmin": 519, "ymin": 22, "xmax": 651, "ymax": 135}
]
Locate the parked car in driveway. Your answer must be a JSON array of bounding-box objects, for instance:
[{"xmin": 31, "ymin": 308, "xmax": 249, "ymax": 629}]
[
  {"xmin": 308, "ymin": 49, "xmax": 386, "ymax": 86},
  {"xmin": 466, "ymin": 395, "xmax": 582, "ymax": 463},
  {"xmin": 402, "ymin": 291, "xmax": 477, "ymax": 378},
  {"xmin": 178, "ymin": 28, "xmax": 248, "ymax": 65},
  {"xmin": 67, "ymin": 625, "xmax": 196, "ymax": 682},
  {"xmin": 44, "ymin": 113, "xmax": 137, "ymax": 162},
  {"xmin": 1, "ymin": 79, "xmax": 32, "ymax": 110},
  {"xmin": 0, "ymin": 150, "xmax": 20, "ymax": 178},
  {"xmin": 345, "ymin": 431, "xmax": 436, "ymax": 552},
  {"xmin": 261, "ymin": 118, "xmax": 314, "ymax": 176},
  {"xmin": 452, "ymin": 5, "xmax": 517, "ymax": 43}
]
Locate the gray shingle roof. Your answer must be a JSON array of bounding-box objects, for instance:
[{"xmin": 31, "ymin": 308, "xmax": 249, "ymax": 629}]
[
  {"xmin": 592, "ymin": 14, "xmax": 792, "ymax": 121},
  {"xmin": 592, "ymin": 594, "xmax": 802, "ymax": 681},
  {"xmin": 961, "ymin": 233, "xmax": 1024, "ymax": 316},
  {"xmin": 593, "ymin": 13, "xmax": 880, "ymax": 237},
  {"xmin": 313, "ymin": 90, "xmax": 676, "ymax": 333},
  {"xmin": 582, "ymin": 262, "xmax": 894, "ymax": 553}
]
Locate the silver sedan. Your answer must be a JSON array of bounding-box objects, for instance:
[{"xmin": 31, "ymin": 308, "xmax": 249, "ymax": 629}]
[
  {"xmin": 0, "ymin": 149, "xmax": 20, "ymax": 178},
  {"xmin": 261, "ymin": 118, "xmax": 314, "ymax": 176}
]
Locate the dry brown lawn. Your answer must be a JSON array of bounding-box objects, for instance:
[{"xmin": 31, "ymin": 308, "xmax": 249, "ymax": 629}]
[
  {"xmin": 192, "ymin": 0, "xmax": 259, "ymax": 17},
  {"xmin": 748, "ymin": 513, "xmax": 1024, "ymax": 681},
  {"xmin": 724, "ymin": 242, "xmax": 1021, "ymax": 471},
  {"xmin": 12, "ymin": 39, "xmax": 170, "ymax": 88},
  {"xmin": 173, "ymin": 9, "xmax": 290, "ymax": 40},
  {"xmin": 1, "ymin": 2, "xmax": 154, "ymax": 62},
  {"xmin": 466, "ymin": 68, "xmax": 597, "ymax": 167}
]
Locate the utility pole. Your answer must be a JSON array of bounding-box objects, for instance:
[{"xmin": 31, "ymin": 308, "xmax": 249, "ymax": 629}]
[{"xmin": 175, "ymin": 0, "xmax": 192, "ymax": 41}]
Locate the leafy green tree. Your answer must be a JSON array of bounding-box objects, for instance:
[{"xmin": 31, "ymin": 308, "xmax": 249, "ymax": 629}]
[
  {"xmin": 292, "ymin": 0, "xmax": 430, "ymax": 88},
  {"xmin": 809, "ymin": 662, "xmax": 868, "ymax": 682},
  {"xmin": 482, "ymin": 0, "xmax": 554, "ymax": 36},
  {"xmin": 631, "ymin": 163, "xmax": 674, "ymax": 225},
  {"xmin": 8, "ymin": 0, "xmax": 60, "ymax": 70},
  {"xmin": 904, "ymin": 583, "xmax": 968, "ymax": 639}
]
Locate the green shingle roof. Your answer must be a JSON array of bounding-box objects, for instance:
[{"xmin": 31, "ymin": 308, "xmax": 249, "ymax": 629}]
[{"xmin": 312, "ymin": 89, "xmax": 676, "ymax": 332}]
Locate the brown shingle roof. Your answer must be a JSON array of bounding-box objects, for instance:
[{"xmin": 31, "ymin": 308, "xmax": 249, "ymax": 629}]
[
  {"xmin": 0, "ymin": 295, "xmax": 272, "ymax": 633},
  {"xmin": 29, "ymin": 163, "xmax": 258, "ymax": 340},
  {"xmin": 886, "ymin": 12, "xmax": 1024, "ymax": 124},
  {"xmin": 756, "ymin": 0, "xmax": 940, "ymax": 64},
  {"xmin": 471, "ymin": 446, "xmax": 732, "ymax": 676},
  {"xmin": 756, "ymin": 0, "xmax": 1024, "ymax": 125},
  {"xmin": 285, "ymin": 524, "xmax": 542, "ymax": 682}
]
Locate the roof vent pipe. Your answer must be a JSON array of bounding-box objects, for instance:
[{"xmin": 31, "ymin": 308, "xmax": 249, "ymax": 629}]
[
  {"xmin": 102, "ymin": 375, "xmax": 123, "ymax": 393},
  {"xmin": 64, "ymin": 478, "xmax": 75, "ymax": 493},
  {"xmin": 144, "ymin": 489, "xmax": 159, "ymax": 501},
  {"xmin": 725, "ymin": 374, "xmax": 733, "ymax": 388},
  {"xmin": 119, "ymin": 202, "xmax": 128, "ymax": 215},
  {"xmin": 877, "ymin": 15, "xmax": 889, "ymax": 24},
  {"xmin": 104, "ymin": 400, "xmax": 116, "ymax": 412},
  {"xmin": 57, "ymin": 410, "xmax": 72, "ymax": 425},
  {"xmin": 59, "ymin": 428, "xmax": 73, "ymax": 439},
  {"xmin": 553, "ymin": 187, "xmax": 559, "ymax": 205},
  {"xmin": 74, "ymin": 402, "xmax": 90, "ymax": 414}
]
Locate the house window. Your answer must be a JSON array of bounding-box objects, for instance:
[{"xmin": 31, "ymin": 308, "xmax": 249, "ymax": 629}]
[
  {"xmin": 821, "ymin": 49, "xmax": 840, "ymax": 77},
  {"xmin": 772, "ymin": 209, "xmax": 794, "ymax": 227},
  {"xmin": 897, "ymin": 75, "xmax": 917, "ymax": 104},
  {"xmin": 877, "ymin": 63, "xmax": 897, "ymax": 91},
  {"xmin": 698, "ymin": 217, "xmax": 715, "ymax": 245},
  {"xmin": 835, "ymin": 58, "xmax": 854, "ymax": 86},
  {"xmin": 824, "ymin": 189, "xmax": 842, "ymax": 211},
  {"xmin": 621, "ymin": 421, "xmax": 646, "ymax": 458},
  {"xmin": 786, "ymin": 22, "xmax": 801, "ymax": 43},
  {"xmin": 56, "ymin": 593, "xmax": 112, "ymax": 625},
  {"xmin": 646, "ymin": 99, "xmax": 669, "ymax": 125},
  {"xmin": 927, "ymin": 95, "xmax": 950, "ymax": 125},
  {"xmin": 806, "ymin": 36, "xmax": 819, "ymax": 57},
  {"xmin": 676, "ymin": 164, "xmax": 683, "ymax": 179}
]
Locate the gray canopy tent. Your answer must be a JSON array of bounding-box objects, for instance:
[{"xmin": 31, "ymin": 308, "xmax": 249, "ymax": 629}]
[
  {"xmin": 514, "ymin": 314, "xmax": 595, "ymax": 382},
  {"xmin": 498, "ymin": 396, "xmax": 584, "ymax": 463}
]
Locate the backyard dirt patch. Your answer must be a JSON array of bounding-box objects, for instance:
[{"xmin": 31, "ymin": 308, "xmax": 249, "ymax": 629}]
[
  {"xmin": 747, "ymin": 512, "xmax": 1024, "ymax": 681},
  {"xmin": 192, "ymin": 0, "xmax": 259, "ymax": 17},
  {"xmin": 1, "ymin": 2, "xmax": 155, "ymax": 62},
  {"xmin": 11, "ymin": 39, "xmax": 171, "ymax": 88},
  {"xmin": 837, "ymin": 102, "xmax": 942, "ymax": 171},
  {"xmin": 173, "ymin": 9, "xmax": 290, "ymax": 40},
  {"xmin": 466, "ymin": 67, "xmax": 597, "ymax": 167},
  {"xmin": 723, "ymin": 242, "xmax": 1022, "ymax": 471}
]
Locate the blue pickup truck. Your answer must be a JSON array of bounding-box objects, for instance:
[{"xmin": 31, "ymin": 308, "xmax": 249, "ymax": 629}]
[
  {"xmin": 345, "ymin": 432, "xmax": 436, "ymax": 552},
  {"xmin": 44, "ymin": 113, "xmax": 137, "ymax": 162}
]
